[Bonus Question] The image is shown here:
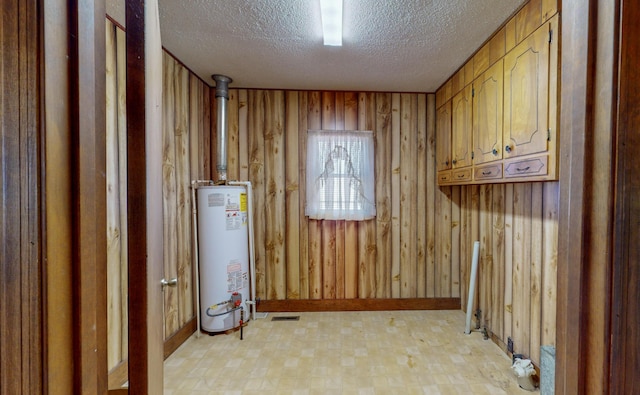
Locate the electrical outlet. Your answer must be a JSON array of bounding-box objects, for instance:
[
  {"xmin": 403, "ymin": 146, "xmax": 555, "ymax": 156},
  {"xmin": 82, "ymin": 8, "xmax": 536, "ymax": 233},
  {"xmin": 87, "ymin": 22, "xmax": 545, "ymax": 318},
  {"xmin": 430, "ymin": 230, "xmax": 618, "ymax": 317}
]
[{"xmin": 507, "ymin": 337, "xmax": 514, "ymax": 354}]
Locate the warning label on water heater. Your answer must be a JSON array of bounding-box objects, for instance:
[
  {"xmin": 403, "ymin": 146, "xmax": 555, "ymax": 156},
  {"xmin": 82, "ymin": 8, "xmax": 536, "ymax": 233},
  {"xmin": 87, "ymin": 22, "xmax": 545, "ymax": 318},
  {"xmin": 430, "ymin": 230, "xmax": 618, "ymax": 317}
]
[
  {"xmin": 224, "ymin": 192, "xmax": 248, "ymax": 229},
  {"xmin": 226, "ymin": 211, "xmax": 242, "ymax": 230},
  {"xmin": 208, "ymin": 193, "xmax": 225, "ymax": 207},
  {"xmin": 227, "ymin": 260, "xmax": 248, "ymax": 292},
  {"xmin": 239, "ymin": 193, "xmax": 248, "ymax": 227},
  {"xmin": 225, "ymin": 193, "xmax": 241, "ymax": 230},
  {"xmin": 240, "ymin": 193, "xmax": 247, "ymax": 212}
]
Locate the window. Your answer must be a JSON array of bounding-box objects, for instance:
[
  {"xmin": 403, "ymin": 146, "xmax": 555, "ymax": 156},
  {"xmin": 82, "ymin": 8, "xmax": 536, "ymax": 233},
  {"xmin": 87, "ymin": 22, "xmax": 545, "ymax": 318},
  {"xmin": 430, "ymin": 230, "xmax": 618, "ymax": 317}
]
[{"xmin": 305, "ymin": 130, "xmax": 375, "ymax": 220}]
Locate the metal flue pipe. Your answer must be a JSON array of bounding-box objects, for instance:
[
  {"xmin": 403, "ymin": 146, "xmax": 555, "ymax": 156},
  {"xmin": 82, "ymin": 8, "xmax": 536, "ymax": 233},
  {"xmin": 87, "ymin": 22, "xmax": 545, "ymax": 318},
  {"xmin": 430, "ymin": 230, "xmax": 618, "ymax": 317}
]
[{"xmin": 212, "ymin": 74, "xmax": 232, "ymax": 182}]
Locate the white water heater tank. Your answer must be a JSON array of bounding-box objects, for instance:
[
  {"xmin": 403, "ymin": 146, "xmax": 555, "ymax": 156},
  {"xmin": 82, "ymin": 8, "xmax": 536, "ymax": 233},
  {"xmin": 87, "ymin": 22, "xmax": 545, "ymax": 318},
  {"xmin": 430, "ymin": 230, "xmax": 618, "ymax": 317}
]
[{"xmin": 196, "ymin": 185, "xmax": 250, "ymax": 332}]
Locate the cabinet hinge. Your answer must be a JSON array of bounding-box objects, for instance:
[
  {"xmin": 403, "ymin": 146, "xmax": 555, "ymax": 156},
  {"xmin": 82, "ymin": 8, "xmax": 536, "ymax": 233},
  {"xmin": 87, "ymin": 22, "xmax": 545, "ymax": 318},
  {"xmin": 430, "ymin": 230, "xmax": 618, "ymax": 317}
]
[
  {"xmin": 549, "ymin": 30, "xmax": 553, "ymax": 44},
  {"xmin": 472, "ymin": 88, "xmax": 475, "ymax": 97},
  {"xmin": 548, "ymin": 129, "xmax": 551, "ymax": 141}
]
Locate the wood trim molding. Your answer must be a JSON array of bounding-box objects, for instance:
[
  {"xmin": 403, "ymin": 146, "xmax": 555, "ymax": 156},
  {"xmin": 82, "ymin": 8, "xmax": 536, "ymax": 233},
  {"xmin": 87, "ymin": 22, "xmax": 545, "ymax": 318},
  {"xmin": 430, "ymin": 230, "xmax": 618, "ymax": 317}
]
[
  {"xmin": 107, "ymin": 318, "xmax": 197, "ymax": 390},
  {"xmin": 257, "ymin": 298, "xmax": 461, "ymax": 312},
  {"xmin": 43, "ymin": 0, "xmax": 75, "ymax": 392},
  {"xmin": 610, "ymin": 0, "xmax": 640, "ymax": 392},
  {"xmin": 126, "ymin": 1, "xmax": 165, "ymax": 393},
  {"xmin": 125, "ymin": 1, "xmax": 151, "ymax": 393},
  {"xmin": 556, "ymin": 2, "xmax": 588, "ymax": 393},
  {"xmin": 164, "ymin": 318, "xmax": 197, "ymax": 359},
  {"xmin": 555, "ymin": 0, "xmax": 602, "ymax": 393},
  {"xmin": 70, "ymin": 0, "xmax": 108, "ymax": 393},
  {"xmin": 107, "ymin": 360, "xmax": 128, "ymax": 391}
]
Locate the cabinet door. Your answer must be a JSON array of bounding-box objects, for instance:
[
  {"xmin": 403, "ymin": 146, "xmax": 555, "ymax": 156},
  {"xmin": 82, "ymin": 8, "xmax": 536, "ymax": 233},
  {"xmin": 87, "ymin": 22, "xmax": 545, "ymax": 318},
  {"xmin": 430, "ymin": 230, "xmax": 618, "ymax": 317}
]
[
  {"xmin": 436, "ymin": 101, "xmax": 452, "ymax": 171},
  {"xmin": 473, "ymin": 59, "xmax": 503, "ymax": 164},
  {"xmin": 503, "ymin": 22, "xmax": 550, "ymax": 158},
  {"xmin": 451, "ymin": 84, "xmax": 472, "ymax": 168}
]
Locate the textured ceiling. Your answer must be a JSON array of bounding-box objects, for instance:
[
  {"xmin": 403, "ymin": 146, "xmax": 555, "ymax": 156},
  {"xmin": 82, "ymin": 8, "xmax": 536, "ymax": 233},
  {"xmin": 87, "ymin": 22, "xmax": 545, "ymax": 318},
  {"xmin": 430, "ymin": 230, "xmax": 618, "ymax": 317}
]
[{"xmin": 106, "ymin": 0, "xmax": 526, "ymax": 92}]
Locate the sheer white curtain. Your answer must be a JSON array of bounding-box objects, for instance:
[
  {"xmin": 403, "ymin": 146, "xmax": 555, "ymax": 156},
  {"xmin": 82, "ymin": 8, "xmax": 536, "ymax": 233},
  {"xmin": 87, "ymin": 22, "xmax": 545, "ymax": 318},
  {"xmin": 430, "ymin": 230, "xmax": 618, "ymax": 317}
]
[{"xmin": 305, "ymin": 130, "xmax": 376, "ymax": 220}]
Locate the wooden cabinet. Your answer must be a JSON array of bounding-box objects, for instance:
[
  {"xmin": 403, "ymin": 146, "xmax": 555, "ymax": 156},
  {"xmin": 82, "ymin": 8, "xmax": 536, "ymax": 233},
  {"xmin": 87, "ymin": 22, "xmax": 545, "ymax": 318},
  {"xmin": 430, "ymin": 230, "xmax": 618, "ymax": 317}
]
[
  {"xmin": 436, "ymin": 101, "xmax": 452, "ymax": 172},
  {"xmin": 474, "ymin": 162, "xmax": 503, "ymax": 181},
  {"xmin": 451, "ymin": 84, "xmax": 472, "ymax": 169},
  {"xmin": 437, "ymin": 171, "xmax": 452, "ymax": 184},
  {"xmin": 473, "ymin": 59, "xmax": 503, "ymax": 164},
  {"xmin": 504, "ymin": 155, "xmax": 548, "ymax": 178},
  {"xmin": 436, "ymin": 13, "xmax": 559, "ymax": 186},
  {"xmin": 452, "ymin": 167, "xmax": 472, "ymax": 183},
  {"xmin": 503, "ymin": 22, "xmax": 550, "ymax": 159}
]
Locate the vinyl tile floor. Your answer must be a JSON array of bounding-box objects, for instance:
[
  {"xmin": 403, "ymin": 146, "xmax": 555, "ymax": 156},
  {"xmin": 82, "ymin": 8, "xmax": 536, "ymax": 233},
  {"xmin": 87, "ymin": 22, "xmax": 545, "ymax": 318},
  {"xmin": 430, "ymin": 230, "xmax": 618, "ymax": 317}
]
[{"xmin": 164, "ymin": 310, "xmax": 534, "ymax": 394}]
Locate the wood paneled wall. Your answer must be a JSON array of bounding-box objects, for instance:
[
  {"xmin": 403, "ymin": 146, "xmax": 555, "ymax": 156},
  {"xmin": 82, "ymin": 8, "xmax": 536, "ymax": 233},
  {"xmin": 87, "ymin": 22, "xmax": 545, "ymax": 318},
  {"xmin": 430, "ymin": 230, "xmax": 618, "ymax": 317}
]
[
  {"xmin": 106, "ymin": 19, "xmax": 211, "ymax": 373},
  {"xmin": 224, "ymin": 90, "xmax": 457, "ymax": 301},
  {"xmin": 1, "ymin": 0, "xmax": 44, "ymax": 392},
  {"xmin": 106, "ymin": 20, "xmax": 128, "ymax": 370},
  {"xmin": 434, "ymin": 0, "xmax": 560, "ymax": 368},
  {"xmin": 224, "ymin": 87, "xmax": 558, "ymax": 367},
  {"xmin": 161, "ymin": 51, "xmax": 211, "ymax": 337},
  {"xmin": 449, "ymin": 182, "xmax": 558, "ymax": 366},
  {"xmin": 107, "ymin": 17, "xmax": 558, "ymax": 378}
]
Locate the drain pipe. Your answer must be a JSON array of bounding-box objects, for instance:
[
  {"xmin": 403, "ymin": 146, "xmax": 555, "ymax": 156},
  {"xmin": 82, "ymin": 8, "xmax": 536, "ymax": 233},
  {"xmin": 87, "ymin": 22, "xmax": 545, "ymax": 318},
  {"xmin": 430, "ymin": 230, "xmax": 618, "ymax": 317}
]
[
  {"xmin": 212, "ymin": 74, "xmax": 232, "ymax": 182},
  {"xmin": 465, "ymin": 241, "xmax": 481, "ymax": 334}
]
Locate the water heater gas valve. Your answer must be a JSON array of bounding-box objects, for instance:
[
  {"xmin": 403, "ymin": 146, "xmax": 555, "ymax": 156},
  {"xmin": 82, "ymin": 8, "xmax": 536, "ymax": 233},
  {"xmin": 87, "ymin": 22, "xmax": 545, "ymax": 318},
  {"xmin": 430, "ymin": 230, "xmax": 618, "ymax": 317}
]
[{"xmin": 231, "ymin": 292, "xmax": 242, "ymax": 307}]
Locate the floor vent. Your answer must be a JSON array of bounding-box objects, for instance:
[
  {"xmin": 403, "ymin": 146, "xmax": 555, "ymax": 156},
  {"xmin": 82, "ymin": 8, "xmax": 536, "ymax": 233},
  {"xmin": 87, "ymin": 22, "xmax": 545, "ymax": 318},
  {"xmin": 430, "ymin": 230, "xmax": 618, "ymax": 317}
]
[{"xmin": 271, "ymin": 316, "xmax": 300, "ymax": 321}]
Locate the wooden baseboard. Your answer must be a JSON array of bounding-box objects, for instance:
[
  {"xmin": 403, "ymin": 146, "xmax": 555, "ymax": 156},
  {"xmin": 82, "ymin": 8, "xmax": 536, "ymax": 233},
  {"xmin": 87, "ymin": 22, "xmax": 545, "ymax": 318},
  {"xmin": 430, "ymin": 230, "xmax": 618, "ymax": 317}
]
[
  {"xmin": 108, "ymin": 318, "xmax": 197, "ymax": 390},
  {"xmin": 163, "ymin": 317, "xmax": 197, "ymax": 359},
  {"xmin": 488, "ymin": 330, "xmax": 541, "ymax": 384},
  {"xmin": 256, "ymin": 298, "xmax": 461, "ymax": 312},
  {"xmin": 108, "ymin": 360, "xmax": 128, "ymax": 390},
  {"xmin": 489, "ymin": 330, "xmax": 509, "ymax": 354}
]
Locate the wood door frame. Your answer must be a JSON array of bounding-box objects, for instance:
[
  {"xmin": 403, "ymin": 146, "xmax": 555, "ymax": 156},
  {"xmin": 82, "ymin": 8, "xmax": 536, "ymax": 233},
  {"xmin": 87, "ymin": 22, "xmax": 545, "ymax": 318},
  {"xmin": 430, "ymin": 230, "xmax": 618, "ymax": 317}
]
[
  {"xmin": 555, "ymin": 0, "xmax": 640, "ymax": 394},
  {"xmin": 126, "ymin": 1, "xmax": 151, "ymax": 391},
  {"xmin": 555, "ymin": 0, "xmax": 598, "ymax": 393},
  {"xmin": 610, "ymin": 0, "xmax": 640, "ymax": 392},
  {"xmin": 43, "ymin": 0, "xmax": 110, "ymax": 393},
  {"xmin": 70, "ymin": 1, "xmax": 109, "ymax": 393},
  {"xmin": 125, "ymin": 0, "xmax": 165, "ymax": 393},
  {"xmin": 44, "ymin": 0, "xmax": 74, "ymax": 392}
]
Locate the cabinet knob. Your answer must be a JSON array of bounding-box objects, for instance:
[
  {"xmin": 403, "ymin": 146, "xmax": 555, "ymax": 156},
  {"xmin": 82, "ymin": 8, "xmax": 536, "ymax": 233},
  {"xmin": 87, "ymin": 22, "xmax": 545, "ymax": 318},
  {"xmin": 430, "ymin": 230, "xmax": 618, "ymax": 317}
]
[
  {"xmin": 445, "ymin": 160, "xmax": 449, "ymax": 166},
  {"xmin": 505, "ymin": 145, "xmax": 512, "ymax": 153},
  {"xmin": 492, "ymin": 148, "xmax": 498, "ymax": 156},
  {"xmin": 452, "ymin": 159, "xmax": 457, "ymax": 165}
]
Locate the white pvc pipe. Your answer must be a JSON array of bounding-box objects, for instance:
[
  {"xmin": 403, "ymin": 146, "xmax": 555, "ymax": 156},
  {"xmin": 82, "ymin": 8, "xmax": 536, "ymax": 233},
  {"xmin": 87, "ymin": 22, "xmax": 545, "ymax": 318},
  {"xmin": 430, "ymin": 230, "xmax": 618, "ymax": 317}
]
[
  {"xmin": 465, "ymin": 241, "xmax": 481, "ymax": 334},
  {"xmin": 228, "ymin": 181, "xmax": 256, "ymax": 321},
  {"xmin": 191, "ymin": 179, "xmax": 214, "ymax": 338}
]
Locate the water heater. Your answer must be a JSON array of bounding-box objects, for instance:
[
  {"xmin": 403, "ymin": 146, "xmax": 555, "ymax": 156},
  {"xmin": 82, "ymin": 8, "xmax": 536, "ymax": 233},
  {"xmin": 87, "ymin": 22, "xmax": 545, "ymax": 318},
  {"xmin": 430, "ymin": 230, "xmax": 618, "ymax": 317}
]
[{"xmin": 196, "ymin": 184, "xmax": 250, "ymax": 332}]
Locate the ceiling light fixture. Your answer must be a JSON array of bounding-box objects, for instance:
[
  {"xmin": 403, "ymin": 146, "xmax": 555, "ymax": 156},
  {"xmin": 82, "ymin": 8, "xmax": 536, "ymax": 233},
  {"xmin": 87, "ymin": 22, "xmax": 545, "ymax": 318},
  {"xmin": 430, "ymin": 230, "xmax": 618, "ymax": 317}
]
[{"xmin": 320, "ymin": 0, "xmax": 343, "ymax": 46}]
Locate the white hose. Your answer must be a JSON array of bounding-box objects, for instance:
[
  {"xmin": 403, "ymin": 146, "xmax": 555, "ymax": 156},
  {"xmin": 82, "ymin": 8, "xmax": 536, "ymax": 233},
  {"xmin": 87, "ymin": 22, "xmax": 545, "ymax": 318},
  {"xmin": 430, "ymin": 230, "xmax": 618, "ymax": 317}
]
[{"xmin": 465, "ymin": 241, "xmax": 480, "ymax": 334}]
